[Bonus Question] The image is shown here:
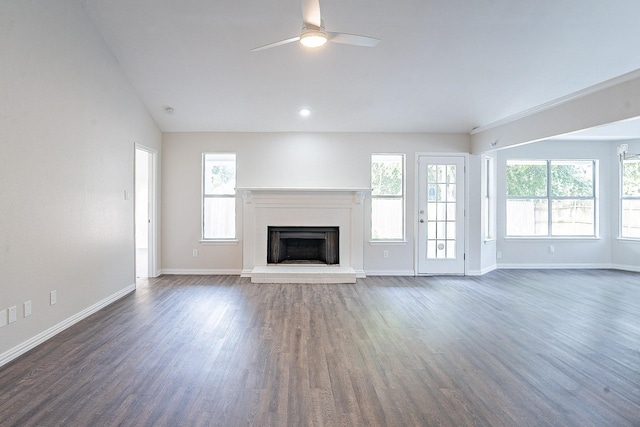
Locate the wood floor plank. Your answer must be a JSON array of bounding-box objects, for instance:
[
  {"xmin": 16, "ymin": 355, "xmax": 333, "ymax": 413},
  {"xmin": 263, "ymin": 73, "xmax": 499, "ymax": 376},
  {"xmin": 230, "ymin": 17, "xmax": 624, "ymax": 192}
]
[{"xmin": 1, "ymin": 270, "xmax": 639, "ymax": 426}]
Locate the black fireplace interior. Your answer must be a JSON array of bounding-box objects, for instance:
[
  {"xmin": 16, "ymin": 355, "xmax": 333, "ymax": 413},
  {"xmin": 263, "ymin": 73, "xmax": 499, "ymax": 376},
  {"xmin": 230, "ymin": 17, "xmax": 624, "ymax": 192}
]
[{"xmin": 268, "ymin": 226, "xmax": 339, "ymax": 265}]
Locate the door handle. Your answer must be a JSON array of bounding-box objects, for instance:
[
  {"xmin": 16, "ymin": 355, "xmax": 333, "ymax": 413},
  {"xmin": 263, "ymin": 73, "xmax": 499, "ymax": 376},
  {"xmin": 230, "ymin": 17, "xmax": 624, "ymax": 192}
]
[{"xmin": 419, "ymin": 219, "xmax": 425, "ymax": 223}]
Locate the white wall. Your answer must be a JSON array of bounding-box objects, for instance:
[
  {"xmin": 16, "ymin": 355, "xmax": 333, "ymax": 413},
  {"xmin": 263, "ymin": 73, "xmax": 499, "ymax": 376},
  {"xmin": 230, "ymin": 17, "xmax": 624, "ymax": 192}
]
[
  {"xmin": 161, "ymin": 132, "xmax": 471, "ymax": 275},
  {"xmin": 496, "ymin": 140, "xmax": 615, "ymax": 268},
  {"xmin": 0, "ymin": 1, "xmax": 161, "ymax": 360}
]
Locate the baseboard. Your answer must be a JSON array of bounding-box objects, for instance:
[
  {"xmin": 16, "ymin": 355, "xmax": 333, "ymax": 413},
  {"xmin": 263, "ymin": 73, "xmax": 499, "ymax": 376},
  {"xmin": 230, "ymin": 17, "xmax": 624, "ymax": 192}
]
[
  {"xmin": 365, "ymin": 270, "xmax": 415, "ymax": 276},
  {"xmin": 0, "ymin": 284, "xmax": 136, "ymax": 369},
  {"xmin": 160, "ymin": 269, "xmax": 243, "ymax": 275},
  {"xmin": 610, "ymin": 264, "xmax": 640, "ymax": 273},
  {"xmin": 468, "ymin": 264, "xmax": 498, "ymax": 276},
  {"xmin": 497, "ymin": 263, "xmax": 612, "ymax": 270}
]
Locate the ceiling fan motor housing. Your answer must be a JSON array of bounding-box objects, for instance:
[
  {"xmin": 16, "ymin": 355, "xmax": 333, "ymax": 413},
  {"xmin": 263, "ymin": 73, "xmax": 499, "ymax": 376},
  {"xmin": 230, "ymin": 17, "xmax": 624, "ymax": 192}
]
[{"xmin": 300, "ymin": 23, "xmax": 328, "ymax": 47}]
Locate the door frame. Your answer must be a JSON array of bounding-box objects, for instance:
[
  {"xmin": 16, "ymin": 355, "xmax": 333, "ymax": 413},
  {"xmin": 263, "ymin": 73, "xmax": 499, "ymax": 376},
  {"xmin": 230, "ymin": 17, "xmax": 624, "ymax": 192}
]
[
  {"xmin": 135, "ymin": 143, "xmax": 159, "ymax": 278},
  {"xmin": 414, "ymin": 153, "xmax": 469, "ymax": 275}
]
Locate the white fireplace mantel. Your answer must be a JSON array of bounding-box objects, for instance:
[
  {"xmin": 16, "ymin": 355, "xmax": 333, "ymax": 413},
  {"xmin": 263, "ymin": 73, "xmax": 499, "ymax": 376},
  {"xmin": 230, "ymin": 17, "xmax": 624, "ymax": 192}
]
[
  {"xmin": 240, "ymin": 187, "xmax": 369, "ymax": 283},
  {"xmin": 239, "ymin": 187, "xmax": 368, "ymax": 204}
]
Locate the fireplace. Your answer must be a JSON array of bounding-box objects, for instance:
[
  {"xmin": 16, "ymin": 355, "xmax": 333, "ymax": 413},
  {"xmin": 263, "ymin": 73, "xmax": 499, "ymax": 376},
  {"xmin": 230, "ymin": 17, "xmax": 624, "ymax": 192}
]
[
  {"xmin": 240, "ymin": 188, "xmax": 366, "ymax": 283},
  {"xmin": 268, "ymin": 226, "xmax": 339, "ymax": 265}
]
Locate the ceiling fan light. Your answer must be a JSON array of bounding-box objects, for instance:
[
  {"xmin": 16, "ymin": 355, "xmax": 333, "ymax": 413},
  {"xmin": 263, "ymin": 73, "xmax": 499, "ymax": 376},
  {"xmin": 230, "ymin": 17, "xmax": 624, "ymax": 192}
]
[{"xmin": 300, "ymin": 31, "xmax": 327, "ymax": 48}]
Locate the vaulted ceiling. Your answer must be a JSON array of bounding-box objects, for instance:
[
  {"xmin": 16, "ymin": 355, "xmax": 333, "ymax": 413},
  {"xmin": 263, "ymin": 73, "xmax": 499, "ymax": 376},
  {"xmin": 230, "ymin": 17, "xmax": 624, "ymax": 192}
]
[{"xmin": 79, "ymin": 0, "xmax": 640, "ymax": 134}]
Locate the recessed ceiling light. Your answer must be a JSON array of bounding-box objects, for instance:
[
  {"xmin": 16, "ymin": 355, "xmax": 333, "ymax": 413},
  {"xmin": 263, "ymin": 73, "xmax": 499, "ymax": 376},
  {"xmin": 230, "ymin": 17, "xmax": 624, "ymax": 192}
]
[{"xmin": 299, "ymin": 108, "xmax": 311, "ymax": 117}]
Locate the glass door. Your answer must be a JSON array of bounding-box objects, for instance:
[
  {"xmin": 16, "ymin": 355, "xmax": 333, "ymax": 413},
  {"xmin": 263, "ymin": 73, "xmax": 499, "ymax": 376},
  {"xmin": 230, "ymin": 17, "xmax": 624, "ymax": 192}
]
[{"xmin": 417, "ymin": 156, "xmax": 465, "ymax": 274}]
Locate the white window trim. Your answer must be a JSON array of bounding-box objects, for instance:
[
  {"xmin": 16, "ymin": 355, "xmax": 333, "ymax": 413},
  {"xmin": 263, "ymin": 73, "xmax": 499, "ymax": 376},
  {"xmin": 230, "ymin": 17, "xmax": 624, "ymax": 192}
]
[
  {"xmin": 199, "ymin": 239, "xmax": 239, "ymax": 245},
  {"xmin": 505, "ymin": 159, "xmax": 598, "ymax": 238},
  {"xmin": 617, "ymin": 237, "xmax": 640, "ymax": 243},
  {"xmin": 483, "ymin": 156, "xmax": 495, "ymax": 242},
  {"xmin": 370, "ymin": 153, "xmax": 406, "ymax": 241},
  {"xmin": 202, "ymin": 152, "xmax": 237, "ymax": 241},
  {"xmin": 620, "ymin": 157, "xmax": 640, "ymax": 240}
]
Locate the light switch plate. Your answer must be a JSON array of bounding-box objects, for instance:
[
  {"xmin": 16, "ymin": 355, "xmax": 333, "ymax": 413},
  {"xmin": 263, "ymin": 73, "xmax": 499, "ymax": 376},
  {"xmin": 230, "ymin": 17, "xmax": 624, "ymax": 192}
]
[
  {"xmin": 8, "ymin": 306, "xmax": 17, "ymax": 324},
  {"xmin": 24, "ymin": 300, "xmax": 32, "ymax": 317}
]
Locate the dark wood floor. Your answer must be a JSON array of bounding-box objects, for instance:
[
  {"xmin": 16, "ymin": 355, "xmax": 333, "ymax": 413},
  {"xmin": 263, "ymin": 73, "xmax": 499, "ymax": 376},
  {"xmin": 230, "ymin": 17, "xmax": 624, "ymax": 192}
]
[{"xmin": 1, "ymin": 270, "xmax": 639, "ymax": 426}]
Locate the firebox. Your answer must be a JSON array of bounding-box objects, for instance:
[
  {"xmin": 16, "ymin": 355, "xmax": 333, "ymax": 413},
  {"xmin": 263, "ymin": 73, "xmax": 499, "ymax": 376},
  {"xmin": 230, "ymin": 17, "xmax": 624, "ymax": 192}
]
[{"xmin": 267, "ymin": 226, "xmax": 339, "ymax": 265}]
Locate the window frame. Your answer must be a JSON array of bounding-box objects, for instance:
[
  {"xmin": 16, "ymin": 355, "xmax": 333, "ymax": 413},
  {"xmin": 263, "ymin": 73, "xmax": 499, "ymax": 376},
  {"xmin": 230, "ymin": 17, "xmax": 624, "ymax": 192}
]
[
  {"xmin": 483, "ymin": 156, "xmax": 495, "ymax": 241},
  {"xmin": 505, "ymin": 159, "xmax": 598, "ymax": 238},
  {"xmin": 201, "ymin": 152, "xmax": 237, "ymax": 241},
  {"xmin": 620, "ymin": 157, "xmax": 640, "ymax": 240},
  {"xmin": 370, "ymin": 153, "xmax": 406, "ymax": 242}
]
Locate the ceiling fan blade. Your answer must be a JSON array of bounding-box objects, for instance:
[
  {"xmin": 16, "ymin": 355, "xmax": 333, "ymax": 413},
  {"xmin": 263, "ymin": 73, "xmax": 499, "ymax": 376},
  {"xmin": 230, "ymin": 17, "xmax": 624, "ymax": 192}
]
[
  {"xmin": 328, "ymin": 32, "xmax": 379, "ymax": 47},
  {"xmin": 301, "ymin": 0, "xmax": 322, "ymax": 28},
  {"xmin": 251, "ymin": 36, "xmax": 301, "ymax": 51}
]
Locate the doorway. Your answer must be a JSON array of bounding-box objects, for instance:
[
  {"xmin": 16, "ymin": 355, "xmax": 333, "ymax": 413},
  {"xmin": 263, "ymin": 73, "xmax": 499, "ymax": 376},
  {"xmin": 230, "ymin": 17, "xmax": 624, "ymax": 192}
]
[
  {"xmin": 135, "ymin": 146, "xmax": 156, "ymax": 279},
  {"xmin": 417, "ymin": 156, "xmax": 466, "ymax": 275}
]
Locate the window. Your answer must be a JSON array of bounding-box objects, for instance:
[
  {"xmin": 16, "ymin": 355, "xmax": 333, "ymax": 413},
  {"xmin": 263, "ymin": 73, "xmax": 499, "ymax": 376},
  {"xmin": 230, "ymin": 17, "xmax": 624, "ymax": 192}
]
[
  {"xmin": 371, "ymin": 154, "xmax": 404, "ymax": 240},
  {"xmin": 202, "ymin": 153, "xmax": 236, "ymax": 239},
  {"xmin": 621, "ymin": 158, "xmax": 640, "ymax": 238},
  {"xmin": 483, "ymin": 156, "xmax": 494, "ymax": 240},
  {"xmin": 506, "ymin": 160, "xmax": 596, "ymax": 237}
]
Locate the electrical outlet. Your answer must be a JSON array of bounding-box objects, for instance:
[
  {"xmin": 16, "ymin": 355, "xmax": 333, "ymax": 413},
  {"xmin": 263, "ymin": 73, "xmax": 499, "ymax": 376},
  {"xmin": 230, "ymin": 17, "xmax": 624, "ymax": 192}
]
[
  {"xmin": 192, "ymin": 249, "xmax": 198, "ymax": 257},
  {"xmin": 8, "ymin": 306, "xmax": 17, "ymax": 324},
  {"xmin": 497, "ymin": 251, "xmax": 502, "ymax": 259},
  {"xmin": 383, "ymin": 250, "xmax": 389, "ymax": 258},
  {"xmin": 50, "ymin": 290, "xmax": 57, "ymax": 306},
  {"xmin": 24, "ymin": 300, "xmax": 32, "ymax": 317},
  {"xmin": 0, "ymin": 310, "xmax": 6, "ymax": 328},
  {"xmin": 549, "ymin": 245, "xmax": 555, "ymax": 253}
]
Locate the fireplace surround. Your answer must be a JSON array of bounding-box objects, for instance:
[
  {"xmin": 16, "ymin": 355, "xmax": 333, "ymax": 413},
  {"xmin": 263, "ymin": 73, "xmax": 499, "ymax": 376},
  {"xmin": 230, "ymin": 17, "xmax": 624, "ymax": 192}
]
[{"xmin": 240, "ymin": 188, "xmax": 367, "ymax": 283}]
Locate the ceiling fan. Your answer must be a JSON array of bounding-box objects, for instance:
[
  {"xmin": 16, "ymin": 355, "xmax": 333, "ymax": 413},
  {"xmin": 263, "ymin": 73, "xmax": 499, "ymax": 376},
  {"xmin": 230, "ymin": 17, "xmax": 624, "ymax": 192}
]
[{"xmin": 252, "ymin": 0, "xmax": 379, "ymax": 51}]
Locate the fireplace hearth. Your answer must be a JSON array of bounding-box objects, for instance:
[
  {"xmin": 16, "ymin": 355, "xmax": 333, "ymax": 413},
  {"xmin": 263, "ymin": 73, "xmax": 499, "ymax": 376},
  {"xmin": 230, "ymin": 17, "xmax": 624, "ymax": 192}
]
[{"xmin": 268, "ymin": 226, "xmax": 339, "ymax": 265}]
